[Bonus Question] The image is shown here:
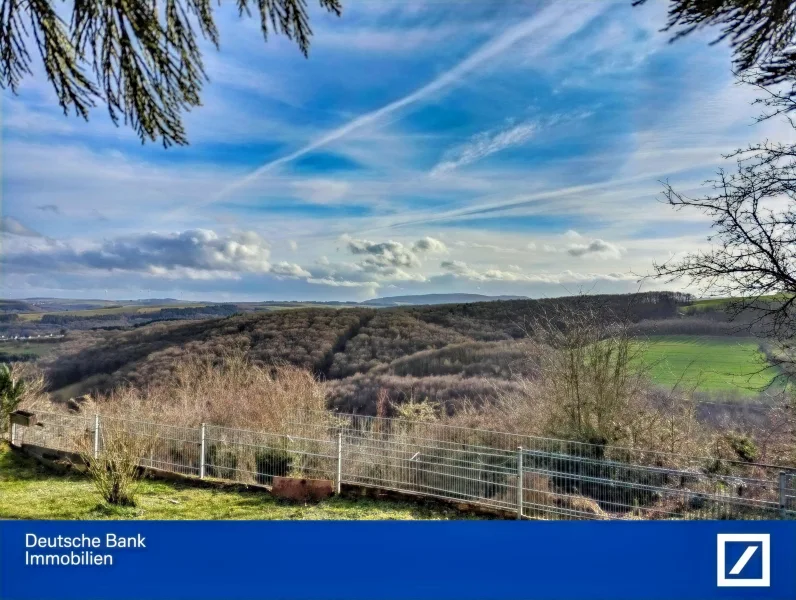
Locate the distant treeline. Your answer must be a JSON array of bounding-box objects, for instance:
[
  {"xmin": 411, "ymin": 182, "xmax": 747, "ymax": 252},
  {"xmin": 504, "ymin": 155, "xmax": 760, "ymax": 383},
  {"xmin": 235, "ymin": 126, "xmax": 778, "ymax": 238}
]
[{"xmin": 39, "ymin": 304, "xmax": 240, "ymax": 325}]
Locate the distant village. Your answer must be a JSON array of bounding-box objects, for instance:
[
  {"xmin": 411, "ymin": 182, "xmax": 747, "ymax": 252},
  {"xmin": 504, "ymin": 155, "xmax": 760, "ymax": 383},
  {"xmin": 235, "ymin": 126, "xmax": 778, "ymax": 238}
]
[{"xmin": 0, "ymin": 333, "xmax": 65, "ymax": 341}]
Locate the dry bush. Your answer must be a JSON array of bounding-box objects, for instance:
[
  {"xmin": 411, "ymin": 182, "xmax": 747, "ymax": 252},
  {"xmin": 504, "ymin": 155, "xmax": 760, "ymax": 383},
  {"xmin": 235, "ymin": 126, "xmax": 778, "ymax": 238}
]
[
  {"xmin": 449, "ymin": 378, "xmax": 545, "ymax": 435},
  {"xmin": 95, "ymin": 351, "xmax": 327, "ymax": 431},
  {"xmin": 63, "ymin": 353, "xmax": 334, "ymax": 486},
  {"xmin": 528, "ymin": 301, "xmax": 652, "ymax": 447},
  {"xmin": 69, "ymin": 387, "xmax": 164, "ymax": 506},
  {"xmin": 76, "ymin": 420, "xmax": 157, "ymax": 506},
  {"xmin": 326, "ymin": 372, "xmax": 525, "ymax": 415}
]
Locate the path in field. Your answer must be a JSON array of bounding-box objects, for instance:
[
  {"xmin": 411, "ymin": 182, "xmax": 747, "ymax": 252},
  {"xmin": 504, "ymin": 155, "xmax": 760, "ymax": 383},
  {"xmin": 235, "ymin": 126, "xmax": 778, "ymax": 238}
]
[{"xmin": 638, "ymin": 335, "xmax": 781, "ymax": 395}]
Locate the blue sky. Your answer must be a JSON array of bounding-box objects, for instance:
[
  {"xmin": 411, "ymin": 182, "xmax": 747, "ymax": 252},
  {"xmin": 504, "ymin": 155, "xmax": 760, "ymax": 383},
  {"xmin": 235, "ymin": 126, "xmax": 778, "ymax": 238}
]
[{"xmin": 1, "ymin": 0, "xmax": 789, "ymax": 301}]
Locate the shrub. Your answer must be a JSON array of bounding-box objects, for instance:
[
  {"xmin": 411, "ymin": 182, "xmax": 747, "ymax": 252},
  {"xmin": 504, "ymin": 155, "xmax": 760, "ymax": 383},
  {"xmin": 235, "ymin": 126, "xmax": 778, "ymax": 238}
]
[
  {"xmin": 393, "ymin": 397, "xmax": 440, "ymax": 423},
  {"xmin": 206, "ymin": 444, "xmax": 239, "ymax": 479},
  {"xmin": 724, "ymin": 432, "xmax": 760, "ymax": 463},
  {"xmin": 78, "ymin": 420, "xmax": 156, "ymax": 506},
  {"xmin": 254, "ymin": 448, "xmax": 292, "ymax": 485}
]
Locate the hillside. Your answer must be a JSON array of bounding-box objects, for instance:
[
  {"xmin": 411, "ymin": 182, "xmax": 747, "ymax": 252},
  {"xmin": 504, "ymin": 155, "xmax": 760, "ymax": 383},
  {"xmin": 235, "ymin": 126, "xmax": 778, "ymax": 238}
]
[{"xmin": 34, "ymin": 291, "xmax": 766, "ymax": 414}]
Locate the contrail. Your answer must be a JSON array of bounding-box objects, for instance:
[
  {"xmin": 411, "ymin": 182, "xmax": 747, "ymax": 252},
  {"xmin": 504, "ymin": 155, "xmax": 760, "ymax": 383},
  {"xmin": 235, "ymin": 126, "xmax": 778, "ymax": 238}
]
[{"xmin": 207, "ymin": 1, "xmax": 606, "ymax": 205}]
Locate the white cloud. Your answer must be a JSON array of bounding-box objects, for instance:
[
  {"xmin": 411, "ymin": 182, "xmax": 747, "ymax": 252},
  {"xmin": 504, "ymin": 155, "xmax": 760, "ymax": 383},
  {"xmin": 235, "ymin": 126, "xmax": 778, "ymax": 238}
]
[
  {"xmin": 307, "ymin": 277, "xmax": 377, "ymax": 288},
  {"xmin": 271, "ymin": 262, "xmax": 311, "ymax": 278},
  {"xmin": 412, "ymin": 236, "xmax": 448, "ymax": 254},
  {"xmin": 440, "ymin": 260, "xmax": 636, "ymax": 284},
  {"xmin": 288, "ymin": 240, "xmax": 298, "ymax": 251},
  {"xmin": 345, "ymin": 236, "xmax": 421, "ymax": 269},
  {"xmin": 5, "ymin": 229, "xmax": 274, "ymax": 278},
  {"xmin": 432, "ymin": 119, "xmax": 540, "ymax": 175},
  {"xmin": 1, "ymin": 217, "xmax": 42, "ymax": 238},
  {"xmin": 340, "ymin": 235, "xmax": 446, "ymax": 279}
]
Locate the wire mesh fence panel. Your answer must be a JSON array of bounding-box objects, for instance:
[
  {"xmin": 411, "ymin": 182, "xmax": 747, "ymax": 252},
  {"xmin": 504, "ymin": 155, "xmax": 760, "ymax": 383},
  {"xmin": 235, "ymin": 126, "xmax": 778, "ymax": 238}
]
[
  {"xmin": 324, "ymin": 412, "xmax": 788, "ymax": 521},
  {"xmin": 339, "ymin": 425, "xmax": 520, "ymax": 511},
  {"xmin": 14, "ymin": 411, "xmax": 95, "ymax": 455},
  {"xmin": 204, "ymin": 425, "xmax": 337, "ymax": 485},
  {"xmin": 9, "ymin": 409, "xmax": 794, "ymax": 521},
  {"xmin": 100, "ymin": 416, "xmax": 202, "ymax": 477}
]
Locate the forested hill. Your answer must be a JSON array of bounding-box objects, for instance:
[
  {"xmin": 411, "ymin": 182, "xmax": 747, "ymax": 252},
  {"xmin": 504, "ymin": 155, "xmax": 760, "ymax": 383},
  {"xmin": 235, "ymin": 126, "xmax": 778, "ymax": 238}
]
[
  {"xmin": 361, "ymin": 293, "xmax": 527, "ymax": 306},
  {"xmin": 41, "ymin": 292, "xmax": 694, "ymax": 408}
]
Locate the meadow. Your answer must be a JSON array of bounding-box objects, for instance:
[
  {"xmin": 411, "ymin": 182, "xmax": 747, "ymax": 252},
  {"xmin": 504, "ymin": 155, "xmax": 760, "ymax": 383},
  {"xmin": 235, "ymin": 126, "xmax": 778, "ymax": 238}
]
[
  {"xmin": 0, "ymin": 342, "xmax": 59, "ymax": 357},
  {"xmin": 16, "ymin": 304, "xmax": 207, "ymax": 322},
  {"xmin": 638, "ymin": 335, "xmax": 781, "ymax": 395}
]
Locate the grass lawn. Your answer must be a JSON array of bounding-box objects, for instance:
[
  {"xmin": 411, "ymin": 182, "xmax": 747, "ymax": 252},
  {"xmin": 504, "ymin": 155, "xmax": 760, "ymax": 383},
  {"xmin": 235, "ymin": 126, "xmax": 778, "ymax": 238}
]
[
  {"xmin": 0, "ymin": 443, "xmax": 470, "ymax": 521},
  {"xmin": 638, "ymin": 335, "xmax": 781, "ymax": 395}
]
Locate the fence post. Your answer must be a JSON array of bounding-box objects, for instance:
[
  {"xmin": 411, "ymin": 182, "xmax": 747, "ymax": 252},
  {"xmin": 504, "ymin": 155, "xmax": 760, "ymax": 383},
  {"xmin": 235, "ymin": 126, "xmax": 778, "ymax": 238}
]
[
  {"xmin": 781, "ymin": 472, "xmax": 788, "ymax": 519},
  {"xmin": 517, "ymin": 446, "xmax": 523, "ymax": 520},
  {"xmin": 336, "ymin": 431, "xmax": 343, "ymax": 494},
  {"xmin": 199, "ymin": 423, "xmax": 206, "ymax": 479},
  {"xmin": 10, "ymin": 421, "xmax": 17, "ymax": 446},
  {"xmin": 93, "ymin": 414, "xmax": 100, "ymax": 460}
]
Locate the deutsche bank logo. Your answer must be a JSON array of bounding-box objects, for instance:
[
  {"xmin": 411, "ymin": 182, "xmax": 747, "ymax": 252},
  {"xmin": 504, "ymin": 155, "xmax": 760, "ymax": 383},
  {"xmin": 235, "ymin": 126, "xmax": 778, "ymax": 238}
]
[{"xmin": 716, "ymin": 534, "xmax": 770, "ymax": 587}]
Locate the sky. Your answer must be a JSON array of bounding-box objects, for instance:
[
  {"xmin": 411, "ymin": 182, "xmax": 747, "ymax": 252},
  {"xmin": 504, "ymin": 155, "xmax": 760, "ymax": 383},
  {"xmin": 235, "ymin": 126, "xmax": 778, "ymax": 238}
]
[{"xmin": 1, "ymin": 0, "xmax": 791, "ymax": 302}]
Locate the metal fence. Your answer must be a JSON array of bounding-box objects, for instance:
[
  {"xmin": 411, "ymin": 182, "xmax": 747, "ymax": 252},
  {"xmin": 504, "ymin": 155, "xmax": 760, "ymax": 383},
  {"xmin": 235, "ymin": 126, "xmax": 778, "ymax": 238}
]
[{"xmin": 10, "ymin": 410, "xmax": 796, "ymax": 520}]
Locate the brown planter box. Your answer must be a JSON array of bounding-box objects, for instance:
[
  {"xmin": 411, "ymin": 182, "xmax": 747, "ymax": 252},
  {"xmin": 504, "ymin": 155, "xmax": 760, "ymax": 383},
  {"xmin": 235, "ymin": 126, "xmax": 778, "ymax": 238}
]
[
  {"xmin": 272, "ymin": 476, "xmax": 334, "ymax": 503},
  {"xmin": 10, "ymin": 410, "xmax": 36, "ymax": 427}
]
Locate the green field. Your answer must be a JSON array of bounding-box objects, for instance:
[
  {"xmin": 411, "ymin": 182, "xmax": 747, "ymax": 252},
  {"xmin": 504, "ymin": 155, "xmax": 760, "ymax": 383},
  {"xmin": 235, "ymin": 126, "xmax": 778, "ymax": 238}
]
[
  {"xmin": 638, "ymin": 335, "xmax": 781, "ymax": 395},
  {"xmin": 0, "ymin": 341, "xmax": 61, "ymax": 357},
  {"xmin": 682, "ymin": 294, "xmax": 794, "ymax": 315},
  {"xmin": 16, "ymin": 304, "xmax": 208, "ymax": 322},
  {"xmin": 0, "ymin": 444, "xmax": 471, "ymax": 520}
]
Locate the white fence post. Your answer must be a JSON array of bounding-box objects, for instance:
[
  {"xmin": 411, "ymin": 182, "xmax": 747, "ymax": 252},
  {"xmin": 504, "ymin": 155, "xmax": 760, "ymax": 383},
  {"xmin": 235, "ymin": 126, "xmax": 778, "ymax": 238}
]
[
  {"xmin": 93, "ymin": 414, "xmax": 100, "ymax": 460},
  {"xmin": 200, "ymin": 423, "xmax": 206, "ymax": 479},
  {"xmin": 336, "ymin": 431, "xmax": 343, "ymax": 494},
  {"xmin": 517, "ymin": 446, "xmax": 523, "ymax": 520},
  {"xmin": 10, "ymin": 421, "xmax": 17, "ymax": 446}
]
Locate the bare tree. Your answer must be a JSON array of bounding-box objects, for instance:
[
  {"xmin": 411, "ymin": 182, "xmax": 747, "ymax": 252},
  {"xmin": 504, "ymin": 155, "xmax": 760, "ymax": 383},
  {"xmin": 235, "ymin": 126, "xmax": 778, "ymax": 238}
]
[
  {"xmin": 528, "ymin": 298, "xmax": 652, "ymax": 447},
  {"xmin": 654, "ymin": 83, "xmax": 796, "ymax": 344}
]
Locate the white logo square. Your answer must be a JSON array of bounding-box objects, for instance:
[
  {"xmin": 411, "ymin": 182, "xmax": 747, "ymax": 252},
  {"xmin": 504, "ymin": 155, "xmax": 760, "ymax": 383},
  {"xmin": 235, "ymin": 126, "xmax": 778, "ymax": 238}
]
[{"xmin": 717, "ymin": 533, "xmax": 770, "ymax": 587}]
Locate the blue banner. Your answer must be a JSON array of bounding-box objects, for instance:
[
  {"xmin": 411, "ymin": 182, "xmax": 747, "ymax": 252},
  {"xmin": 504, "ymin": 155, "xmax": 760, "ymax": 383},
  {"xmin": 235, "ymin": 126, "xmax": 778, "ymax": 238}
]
[{"xmin": 1, "ymin": 521, "xmax": 795, "ymax": 600}]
